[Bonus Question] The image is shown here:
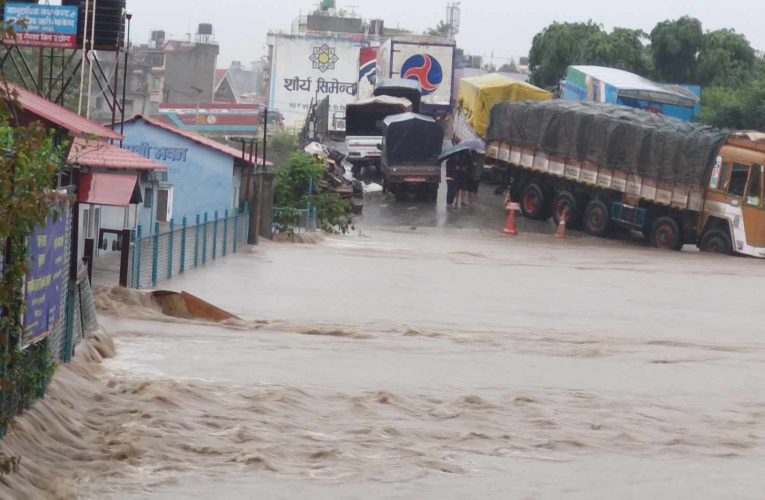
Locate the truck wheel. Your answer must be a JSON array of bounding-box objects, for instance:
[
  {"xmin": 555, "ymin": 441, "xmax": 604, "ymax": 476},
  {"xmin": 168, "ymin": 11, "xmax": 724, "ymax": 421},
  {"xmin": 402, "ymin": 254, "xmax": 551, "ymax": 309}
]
[
  {"xmin": 651, "ymin": 216, "xmax": 683, "ymax": 250},
  {"xmin": 520, "ymin": 183, "xmax": 550, "ymax": 220},
  {"xmin": 552, "ymin": 191, "xmax": 579, "ymax": 228},
  {"xmin": 583, "ymin": 199, "xmax": 610, "ymax": 236},
  {"xmin": 700, "ymin": 229, "xmax": 733, "ymax": 255}
]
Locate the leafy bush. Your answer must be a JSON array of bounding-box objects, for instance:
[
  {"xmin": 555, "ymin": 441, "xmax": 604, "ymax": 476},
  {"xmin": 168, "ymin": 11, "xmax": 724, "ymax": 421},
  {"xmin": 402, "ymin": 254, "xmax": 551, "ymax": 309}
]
[{"xmin": 273, "ymin": 152, "xmax": 354, "ymax": 235}]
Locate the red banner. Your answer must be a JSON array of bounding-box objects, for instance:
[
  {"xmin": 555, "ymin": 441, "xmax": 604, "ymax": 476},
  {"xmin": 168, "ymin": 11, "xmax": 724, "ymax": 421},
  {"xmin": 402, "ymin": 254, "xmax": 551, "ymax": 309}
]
[{"xmin": 4, "ymin": 32, "xmax": 77, "ymax": 49}]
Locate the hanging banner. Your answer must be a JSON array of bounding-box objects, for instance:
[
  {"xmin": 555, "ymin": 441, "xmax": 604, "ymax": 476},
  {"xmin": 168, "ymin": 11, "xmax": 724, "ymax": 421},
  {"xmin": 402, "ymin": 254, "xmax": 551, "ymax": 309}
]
[
  {"xmin": 3, "ymin": 3, "xmax": 79, "ymax": 49},
  {"xmin": 22, "ymin": 212, "xmax": 68, "ymax": 347}
]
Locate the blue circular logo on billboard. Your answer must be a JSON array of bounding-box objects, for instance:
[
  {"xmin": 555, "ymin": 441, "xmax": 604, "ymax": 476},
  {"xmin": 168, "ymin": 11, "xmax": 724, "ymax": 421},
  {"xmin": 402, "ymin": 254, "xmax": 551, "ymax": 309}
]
[{"xmin": 401, "ymin": 54, "xmax": 443, "ymax": 95}]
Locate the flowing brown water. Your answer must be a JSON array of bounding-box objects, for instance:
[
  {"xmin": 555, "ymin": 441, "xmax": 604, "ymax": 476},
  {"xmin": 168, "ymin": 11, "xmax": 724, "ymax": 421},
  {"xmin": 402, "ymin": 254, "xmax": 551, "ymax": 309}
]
[{"xmin": 2, "ymin": 209, "xmax": 765, "ymax": 498}]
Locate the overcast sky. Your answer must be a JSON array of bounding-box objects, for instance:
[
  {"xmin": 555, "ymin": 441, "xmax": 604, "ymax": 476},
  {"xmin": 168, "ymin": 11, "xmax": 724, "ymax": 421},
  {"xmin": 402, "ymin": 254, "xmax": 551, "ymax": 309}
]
[{"xmin": 126, "ymin": 0, "xmax": 765, "ymax": 67}]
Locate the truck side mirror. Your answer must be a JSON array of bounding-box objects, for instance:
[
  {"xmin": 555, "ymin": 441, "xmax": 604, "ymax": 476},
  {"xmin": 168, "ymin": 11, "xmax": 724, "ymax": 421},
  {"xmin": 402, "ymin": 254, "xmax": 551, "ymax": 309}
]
[{"xmin": 376, "ymin": 144, "xmax": 382, "ymax": 151}]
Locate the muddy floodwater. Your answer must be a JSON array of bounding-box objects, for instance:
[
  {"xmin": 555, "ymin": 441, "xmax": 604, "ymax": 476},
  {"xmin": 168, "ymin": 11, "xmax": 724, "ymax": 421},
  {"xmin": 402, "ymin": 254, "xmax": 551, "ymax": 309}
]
[{"xmin": 2, "ymin": 192, "xmax": 765, "ymax": 499}]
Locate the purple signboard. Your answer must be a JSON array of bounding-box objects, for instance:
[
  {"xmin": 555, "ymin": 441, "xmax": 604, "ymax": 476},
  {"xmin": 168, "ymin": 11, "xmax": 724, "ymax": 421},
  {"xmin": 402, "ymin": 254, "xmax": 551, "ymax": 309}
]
[{"xmin": 22, "ymin": 213, "xmax": 67, "ymax": 347}]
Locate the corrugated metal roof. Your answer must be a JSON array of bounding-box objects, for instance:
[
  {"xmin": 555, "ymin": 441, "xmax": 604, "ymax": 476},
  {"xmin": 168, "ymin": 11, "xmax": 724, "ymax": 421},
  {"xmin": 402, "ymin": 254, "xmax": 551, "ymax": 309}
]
[
  {"xmin": 122, "ymin": 115, "xmax": 272, "ymax": 165},
  {"xmin": 79, "ymin": 173, "xmax": 141, "ymax": 207},
  {"xmin": 569, "ymin": 66, "xmax": 698, "ymax": 108},
  {"xmin": 68, "ymin": 138, "xmax": 167, "ymax": 171},
  {"xmin": 4, "ymin": 83, "xmax": 122, "ymax": 140}
]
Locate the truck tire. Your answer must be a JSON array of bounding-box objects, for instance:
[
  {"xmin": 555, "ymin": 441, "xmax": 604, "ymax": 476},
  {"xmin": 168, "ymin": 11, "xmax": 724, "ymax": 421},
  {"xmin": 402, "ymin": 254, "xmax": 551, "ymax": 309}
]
[
  {"xmin": 551, "ymin": 191, "xmax": 579, "ymax": 228},
  {"xmin": 651, "ymin": 216, "xmax": 683, "ymax": 250},
  {"xmin": 700, "ymin": 229, "xmax": 733, "ymax": 255},
  {"xmin": 520, "ymin": 183, "xmax": 550, "ymax": 220},
  {"xmin": 583, "ymin": 199, "xmax": 610, "ymax": 236}
]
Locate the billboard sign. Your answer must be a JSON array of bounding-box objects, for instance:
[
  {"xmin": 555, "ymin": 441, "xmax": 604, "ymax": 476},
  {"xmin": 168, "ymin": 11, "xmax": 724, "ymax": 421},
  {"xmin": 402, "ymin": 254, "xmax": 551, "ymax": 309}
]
[
  {"xmin": 3, "ymin": 3, "xmax": 79, "ymax": 49},
  {"xmin": 23, "ymin": 212, "xmax": 68, "ymax": 347},
  {"xmin": 379, "ymin": 39, "xmax": 455, "ymax": 112},
  {"xmin": 269, "ymin": 35, "xmax": 367, "ymax": 129},
  {"xmin": 358, "ymin": 46, "xmax": 378, "ymax": 100}
]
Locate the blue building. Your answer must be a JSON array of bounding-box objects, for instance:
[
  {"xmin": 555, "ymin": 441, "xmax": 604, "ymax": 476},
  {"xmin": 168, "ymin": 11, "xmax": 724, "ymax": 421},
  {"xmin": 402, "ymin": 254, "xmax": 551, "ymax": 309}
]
[
  {"xmin": 120, "ymin": 116, "xmax": 254, "ymax": 229},
  {"xmin": 563, "ymin": 66, "xmax": 701, "ymax": 122}
]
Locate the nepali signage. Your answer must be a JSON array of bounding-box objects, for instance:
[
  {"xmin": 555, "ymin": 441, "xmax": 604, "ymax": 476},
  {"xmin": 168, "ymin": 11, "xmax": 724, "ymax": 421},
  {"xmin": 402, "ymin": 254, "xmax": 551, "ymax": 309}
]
[
  {"xmin": 269, "ymin": 35, "xmax": 367, "ymax": 129},
  {"xmin": 124, "ymin": 143, "xmax": 189, "ymax": 162},
  {"xmin": 2, "ymin": 3, "xmax": 79, "ymax": 49},
  {"xmin": 158, "ymin": 104, "xmax": 265, "ymax": 138},
  {"xmin": 23, "ymin": 212, "xmax": 68, "ymax": 347}
]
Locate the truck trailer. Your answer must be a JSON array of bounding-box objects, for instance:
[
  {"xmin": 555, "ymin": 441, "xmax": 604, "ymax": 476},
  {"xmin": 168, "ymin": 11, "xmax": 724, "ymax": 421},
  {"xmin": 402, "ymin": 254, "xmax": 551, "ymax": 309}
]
[{"xmin": 485, "ymin": 100, "xmax": 765, "ymax": 257}]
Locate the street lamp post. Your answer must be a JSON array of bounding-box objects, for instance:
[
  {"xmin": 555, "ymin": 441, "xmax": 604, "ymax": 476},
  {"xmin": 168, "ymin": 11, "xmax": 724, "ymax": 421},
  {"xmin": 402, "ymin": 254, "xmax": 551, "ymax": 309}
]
[{"xmin": 119, "ymin": 9, "xmax": 133, "ymax": 146}]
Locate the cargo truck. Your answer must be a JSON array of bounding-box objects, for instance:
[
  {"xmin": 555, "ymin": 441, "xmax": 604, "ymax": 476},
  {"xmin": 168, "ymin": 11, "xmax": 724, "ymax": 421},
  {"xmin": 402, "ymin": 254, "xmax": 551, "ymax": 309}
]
[
  {"xmin": 453, "ymin": 73, "xmax": 552, "ymax": 144},
  {"xmin": 377, "ymin": 36, "xmax": 455, "ymax": 120},
  {"xmin": 380, "ymin": 112, "xmax": 444, "ymax": 201},
  {"xmin": 485, "ymin": 100, "xmax": 765, "ymax": 257},
  {"xmin": 344, "ymin": 95, "xmax": 412, "ymax": 177}
]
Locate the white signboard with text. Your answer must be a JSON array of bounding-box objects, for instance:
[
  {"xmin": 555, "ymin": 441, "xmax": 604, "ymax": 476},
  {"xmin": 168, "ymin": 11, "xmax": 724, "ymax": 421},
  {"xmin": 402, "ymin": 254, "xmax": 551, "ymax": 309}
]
[{"xmin": 269, "ymin": 35, "xmax": 367, "ymax": 130}]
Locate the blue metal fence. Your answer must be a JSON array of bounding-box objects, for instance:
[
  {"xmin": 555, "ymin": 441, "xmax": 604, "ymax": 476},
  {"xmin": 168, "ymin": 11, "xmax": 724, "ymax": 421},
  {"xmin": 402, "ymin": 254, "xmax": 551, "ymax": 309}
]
[{"xmin": 128, "ymin": 204, "xmax": 250, "ymax": 289}]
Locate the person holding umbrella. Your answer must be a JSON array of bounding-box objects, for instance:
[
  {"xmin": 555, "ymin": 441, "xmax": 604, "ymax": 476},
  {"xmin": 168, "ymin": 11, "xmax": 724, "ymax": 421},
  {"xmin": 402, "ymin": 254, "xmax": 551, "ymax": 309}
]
[{"xmin": 439, "ymin": 140, "xmax": 485, "ymax": 209}]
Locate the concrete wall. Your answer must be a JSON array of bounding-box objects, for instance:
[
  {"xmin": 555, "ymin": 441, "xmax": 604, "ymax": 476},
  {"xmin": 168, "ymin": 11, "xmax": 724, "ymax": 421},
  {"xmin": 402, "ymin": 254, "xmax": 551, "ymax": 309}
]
[
  {"xmin": 164, "ymin": 44, "xmax": 219, "ymax": 103},
  {"xmin": 122, "ymin": 120, "xmax": 237, "ymax": 229}
]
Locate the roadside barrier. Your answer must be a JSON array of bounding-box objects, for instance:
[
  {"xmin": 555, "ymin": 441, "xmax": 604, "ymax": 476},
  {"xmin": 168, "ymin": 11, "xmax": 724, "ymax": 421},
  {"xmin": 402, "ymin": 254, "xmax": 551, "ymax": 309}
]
[
  {"xmin": 504, "ymin": 200, "xmax": 519, "ymax": 236},
  {"xmin": 127, "ymin": 204, "xmax": 250, "ymax": 289}
]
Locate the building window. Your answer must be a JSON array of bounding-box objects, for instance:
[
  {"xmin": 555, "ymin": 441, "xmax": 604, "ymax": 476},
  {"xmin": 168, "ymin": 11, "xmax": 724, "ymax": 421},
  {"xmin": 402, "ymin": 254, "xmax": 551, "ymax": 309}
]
[
  {"xmin": 149, "ymin": 54, "xmax": 164, "ymax": 68},
  {"xmin": 156, "ymin": 187, "xmax": 173, "ymax": 222},
  {"xmin": 144, "ymin": 187, "xmax": 153, "ymax": 208}
]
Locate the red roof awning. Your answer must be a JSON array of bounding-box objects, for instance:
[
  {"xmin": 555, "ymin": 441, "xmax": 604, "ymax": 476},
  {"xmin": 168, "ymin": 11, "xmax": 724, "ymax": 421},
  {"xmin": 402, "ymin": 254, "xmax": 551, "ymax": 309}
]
[
  {"xmin": 68, "ymin": 138, "xmax": 167, "ymax": 171},
  {"xmin": 5, "ymin": 83, "xmax": 122, "ymax": 141},
  {"xmin": 79, "ymin": 173, "xmax": 141, "ymax": 207}
]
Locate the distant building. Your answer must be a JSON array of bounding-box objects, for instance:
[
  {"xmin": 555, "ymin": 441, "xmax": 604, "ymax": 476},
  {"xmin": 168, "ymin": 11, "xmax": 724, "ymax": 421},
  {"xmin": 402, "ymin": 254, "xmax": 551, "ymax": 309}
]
[
  {"xmin": 89, "ymin": 24, "xmax": 220, "ymax": 122},
  {"xmin": 214, "ymin": 60, "xmax": 268, "ymax": 104},
  {"xmin": 265, "ymin": 3, "xmax": 389, "ymax": 131},
  {"xmin": 119, "ymin": 116, "xmax": 255, "ymax": 229}
]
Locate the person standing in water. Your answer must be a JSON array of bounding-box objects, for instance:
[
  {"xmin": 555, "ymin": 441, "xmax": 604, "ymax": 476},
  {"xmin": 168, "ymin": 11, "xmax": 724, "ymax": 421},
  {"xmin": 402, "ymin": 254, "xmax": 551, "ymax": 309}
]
[{"xmin": 445, "ymin": 156, "xmax": 459, "ymax": 209}]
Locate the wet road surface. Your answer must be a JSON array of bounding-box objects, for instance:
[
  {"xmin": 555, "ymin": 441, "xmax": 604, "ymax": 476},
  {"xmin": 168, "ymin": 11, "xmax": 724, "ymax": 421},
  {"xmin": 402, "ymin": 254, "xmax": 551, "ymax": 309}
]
[{"xmin": 2, "ymin": 183, "xmax": 764, "ymax": 499}]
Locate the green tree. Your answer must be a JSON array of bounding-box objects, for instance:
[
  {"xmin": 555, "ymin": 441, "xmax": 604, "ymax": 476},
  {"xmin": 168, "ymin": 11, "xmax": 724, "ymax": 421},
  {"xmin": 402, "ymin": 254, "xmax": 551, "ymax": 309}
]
[
  {"xmin": 697, "ymin": 29, "xmax": 756, "ymax": 86},
  {"xmin": 606, "ymin": 28, "xmax": 650, "ymax": 75},
  {"xmin": 267, "ymin": 131, "xmax": 298, "ymax": 171},
  {"xmin": 649, "ymin": 16, "xmax": 704, "ymax": 83},
  {"xmin": 499, "ymin": 60, "xmax": 518, "ymax": 73},
  {"xmin": 482, "ymin": 62, "xmax": 497, "ymax": 73},
  {"xmin": 274, "ymin": 152, "xmax": 353, "ymax": 234},
  {"xmin": 701, "ymin": 79, "xmax": 765, "ymax": 130},
  {"xmin": 528, "ymin": 21, "xmax": 610, "ymax": 88},
  {"xmin": 0, "ymin": 86, "xmax": 64, "ymax": 464},
  {"xmin": 425, "ymin": 20, "xmax": 452, "ymax": 38}
]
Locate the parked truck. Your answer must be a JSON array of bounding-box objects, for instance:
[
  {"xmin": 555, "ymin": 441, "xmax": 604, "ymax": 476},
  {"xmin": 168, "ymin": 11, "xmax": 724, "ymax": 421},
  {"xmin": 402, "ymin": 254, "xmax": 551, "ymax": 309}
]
[
  {"xmin": 377, "ymin": 36, "xmax": 455, "ymax": 121},
  {"xmin": 380, "ymin": 112, "xmax": 444, "ymax": 201},
  {"xmin": 485, "ymin": 100, "xmax": 765, "ymax": 257},
  {"xmin": 453, "ymin": 72, "xmax": 552, "ymax": 144},
  {"xmin": 344, "ymin": 95, "xmax": 412, "ymax": 177}
]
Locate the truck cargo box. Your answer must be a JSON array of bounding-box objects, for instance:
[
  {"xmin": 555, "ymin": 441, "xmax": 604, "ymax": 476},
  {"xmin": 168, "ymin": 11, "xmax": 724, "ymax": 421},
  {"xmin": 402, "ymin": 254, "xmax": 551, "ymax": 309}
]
[{"xmin": 487, "ymin": 101, "xmax": 728, "ymax": 188}]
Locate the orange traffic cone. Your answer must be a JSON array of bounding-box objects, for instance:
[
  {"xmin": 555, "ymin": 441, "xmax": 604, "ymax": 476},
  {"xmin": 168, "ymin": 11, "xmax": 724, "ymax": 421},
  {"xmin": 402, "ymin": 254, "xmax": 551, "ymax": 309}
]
[
  {"xmin": 555, "ymin": 209, "xmax": 568, "ymax": 239},
  {"xmin": 504, "ymin": 202, "xmax": 518, "ymax": 236}
]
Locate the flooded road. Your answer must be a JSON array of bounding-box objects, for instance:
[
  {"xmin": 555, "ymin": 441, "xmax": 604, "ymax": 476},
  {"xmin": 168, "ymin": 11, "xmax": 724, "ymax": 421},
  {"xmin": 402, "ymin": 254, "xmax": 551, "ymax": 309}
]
[{"xmin": 3, "ymin": 188, "xmax": 765, "ymax": 499}]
